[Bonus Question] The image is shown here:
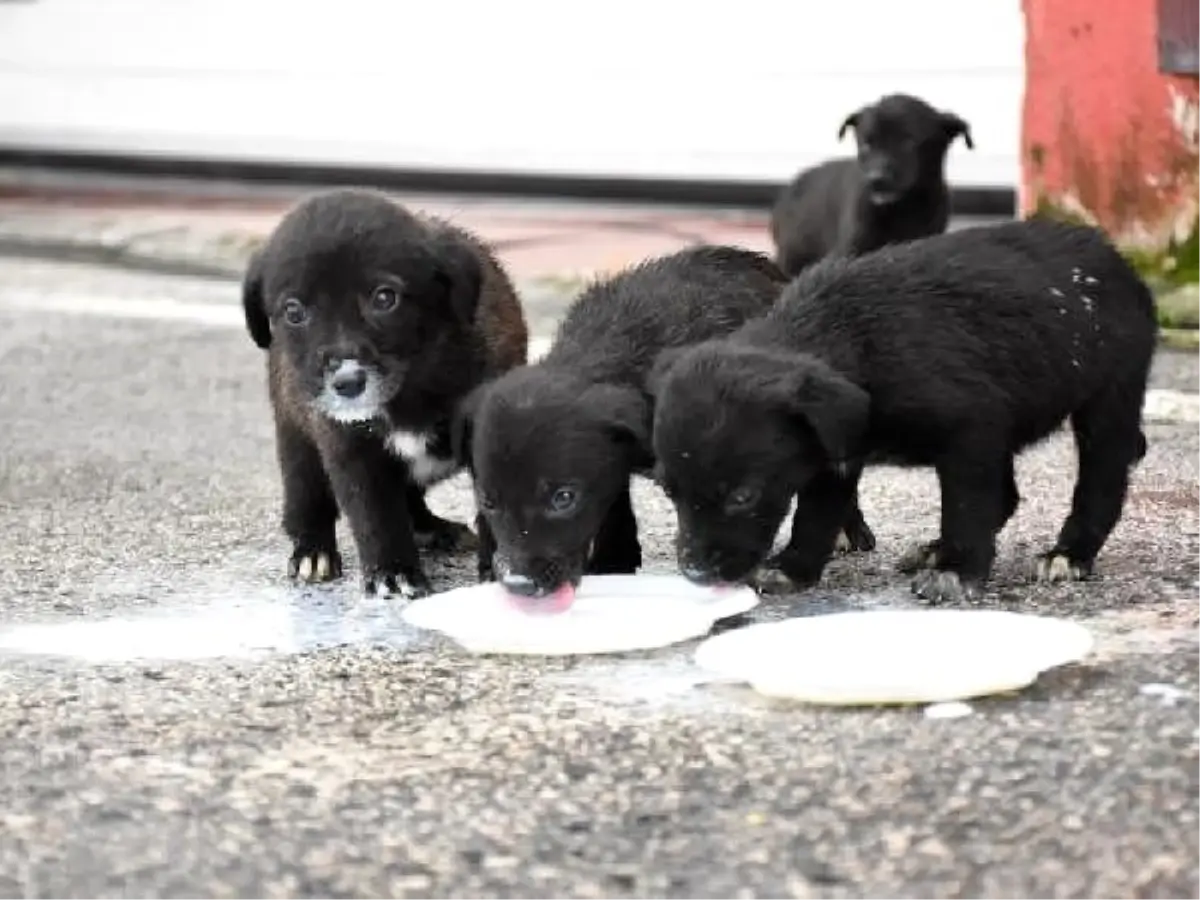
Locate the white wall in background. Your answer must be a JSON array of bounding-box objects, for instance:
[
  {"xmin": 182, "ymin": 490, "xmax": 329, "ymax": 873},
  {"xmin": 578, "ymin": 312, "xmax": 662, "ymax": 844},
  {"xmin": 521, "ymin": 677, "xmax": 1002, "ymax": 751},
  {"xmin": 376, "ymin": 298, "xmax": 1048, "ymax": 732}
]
[{"xmin": 0, "ymin": 0, "xmax": 1024, "ymax": 187}]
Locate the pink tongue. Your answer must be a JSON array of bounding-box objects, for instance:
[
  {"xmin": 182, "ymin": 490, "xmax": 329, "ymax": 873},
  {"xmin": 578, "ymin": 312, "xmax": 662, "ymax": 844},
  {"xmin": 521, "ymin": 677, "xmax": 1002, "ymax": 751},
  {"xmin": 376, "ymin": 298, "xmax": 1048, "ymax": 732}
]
[{"xmin": 504, "ymin": 583, "xmax": 577, "ymax": 616}]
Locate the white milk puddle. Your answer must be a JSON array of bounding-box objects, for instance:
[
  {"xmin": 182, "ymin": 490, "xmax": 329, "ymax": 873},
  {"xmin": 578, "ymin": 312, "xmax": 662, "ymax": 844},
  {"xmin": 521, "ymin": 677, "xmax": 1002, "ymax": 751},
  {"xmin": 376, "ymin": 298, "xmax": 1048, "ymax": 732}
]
[
  {"xmin": 0, "ymin": 587, "xmax": 420, "ymax": 663},
  {"xmin": 543, "ymin": 590, "xmax": 909, "ymax": 711}
]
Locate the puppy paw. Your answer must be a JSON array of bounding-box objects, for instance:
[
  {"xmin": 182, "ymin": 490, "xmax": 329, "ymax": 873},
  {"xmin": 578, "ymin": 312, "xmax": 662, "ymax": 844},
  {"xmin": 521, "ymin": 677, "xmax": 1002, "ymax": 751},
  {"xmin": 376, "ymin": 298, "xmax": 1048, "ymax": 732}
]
[
  {"xmin": 897, "ymin": 540, "xmax": 941, "ymax": 574},
  {"xmin": 362, "ymin": 567, "xmax": 431, "ymax": 600},
  {"xmin": 763, "ymin": 551, "xmax": 824, "ymax": 591},
  {"xmin": 414, "ymin": 516, "xmax": 479, "ymax": 553},
  {"xmin": 840, "ymin": 519, "xmax": 877, "ymax": 553},
  {"xmin": 911, "ymin": 569, "xmax": 980, "ymax": 604},
  {"xmin": 288, "ymin": 546, "xmax": 343, "ymax": 583},
  {"xmin": 751, "ymin": 566, "xmax": 799, "ymax": 595},
  {"xmin": 1033, "ymin": 551, "xmax": 1091, "ymax": 583}
]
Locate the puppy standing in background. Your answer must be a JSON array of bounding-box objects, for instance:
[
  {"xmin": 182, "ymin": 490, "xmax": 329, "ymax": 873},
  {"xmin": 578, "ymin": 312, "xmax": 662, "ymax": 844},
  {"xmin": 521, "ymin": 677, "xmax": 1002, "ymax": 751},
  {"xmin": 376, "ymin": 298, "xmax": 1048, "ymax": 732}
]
[
  {"xmin": 770, "ymin": 92, "xmax": 974, "ymax": 277},
  {"xmin": 649, "ymin": 219, "xmax": 1157, "ymax": 604},
  {"xmin": 456, "ymin": 246, "xmax": 794, "ymax": 611},
  {"xmin": 242, "ymin": 189, "xmax": 528, "ymax": 598}
]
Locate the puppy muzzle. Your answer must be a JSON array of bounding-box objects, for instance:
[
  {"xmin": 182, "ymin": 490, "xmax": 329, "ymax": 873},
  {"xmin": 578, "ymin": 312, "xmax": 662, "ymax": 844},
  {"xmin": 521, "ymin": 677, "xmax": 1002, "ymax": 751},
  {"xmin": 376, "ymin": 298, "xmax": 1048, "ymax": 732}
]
[
  {"xmin": 495, "ymin": 552, "xmax": 583, "ymax": 598},
  {"xmin": 678, "ymin": 542, "xmax": 761, "ymax": 587},
  {"xmin": 314, "ymin": 359, "xmax": 386, "ymax": 423}
]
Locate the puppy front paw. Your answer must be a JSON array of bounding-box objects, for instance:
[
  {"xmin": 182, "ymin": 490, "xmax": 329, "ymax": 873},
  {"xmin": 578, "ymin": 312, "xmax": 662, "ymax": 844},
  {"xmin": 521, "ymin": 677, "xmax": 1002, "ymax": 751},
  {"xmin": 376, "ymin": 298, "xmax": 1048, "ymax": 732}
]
[
  {"xmin": 839, "ymin": 519, "xmax": 877, "ymax": 553},
  {"xmin": 1033, "ymin": 551, "xmax": 1091, "ymax": 583},
  {"xmin": 288, "ymin": 545, "xmax": 343, "ymax": 583},
  {"xmin": 362, "ymin": 566, "xmax": 431, "ymax": 599},
  {"xmin": 758, "ymin": 547, "xmax": 825, "ymax": 595},
  {"xmin": 897, "ymin": 539, "xmax": 941, "ymax": 574},
  {"xmin": 751, "ymin": 566, "xmax": 799, "ymax": 595},
  {"xmin": 911, "ymin": 569, "xmax": 980, "ymax": 604},
  {"xmin": 414, "ymin": 515, "xmax": 479, "ymax": 553},
  {"xmin": 833, "ymin": 530, "xmax": 853, "ymax": 554}
]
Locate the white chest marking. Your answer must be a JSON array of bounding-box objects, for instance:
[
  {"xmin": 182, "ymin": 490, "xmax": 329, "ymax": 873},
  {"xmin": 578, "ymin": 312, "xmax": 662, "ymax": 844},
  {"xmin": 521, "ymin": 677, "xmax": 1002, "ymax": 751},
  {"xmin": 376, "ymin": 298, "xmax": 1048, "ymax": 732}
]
[{"xmin": 386, "ymin": 429, "xmax": 457, "ymax": 486}]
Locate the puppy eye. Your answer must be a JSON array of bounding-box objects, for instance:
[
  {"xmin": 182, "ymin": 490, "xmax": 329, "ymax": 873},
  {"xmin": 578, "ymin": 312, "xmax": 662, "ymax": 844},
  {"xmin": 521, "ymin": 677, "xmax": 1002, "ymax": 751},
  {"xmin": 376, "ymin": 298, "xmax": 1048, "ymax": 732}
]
[
  {"xmin": 371, "ymin": 286, "xmax": 400, "ymax": 313},
  {"xmin": 547, "ymin": 487, "xmax": 578, "ymax": 515},
  {"xmin": 282, "ymin": 298, "xmax": 308, "ymax": 326},
  {"xmin": 725, "ymin": 485, "xmax": 760, "ymax": 514}
]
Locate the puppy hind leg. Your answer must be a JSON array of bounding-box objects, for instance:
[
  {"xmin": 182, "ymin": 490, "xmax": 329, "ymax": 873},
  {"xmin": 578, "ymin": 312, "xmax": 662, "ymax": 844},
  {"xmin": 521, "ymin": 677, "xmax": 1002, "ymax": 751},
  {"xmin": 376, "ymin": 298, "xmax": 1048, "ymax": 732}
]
[
  {"xmin": 407, "ymin": 482, "xmax": 479, "ymax": 553},
  {"xmin": 1036, "ymin": 396, "xmax": 1143, "ymax": 582},
  {"xmin": 912, "ymin": 448, "xmax": 1011, "ymax": 603},
  {"xmin": 902, "ymin": 458, "xmax": 1016, "ymax": 575},
  {"xmin": 277, "ymin": 417, "xmax": 342, "ymax": 583},
  {"xmin": 587, "ymin": 485, "xmax": 642, "ymax": 575}
]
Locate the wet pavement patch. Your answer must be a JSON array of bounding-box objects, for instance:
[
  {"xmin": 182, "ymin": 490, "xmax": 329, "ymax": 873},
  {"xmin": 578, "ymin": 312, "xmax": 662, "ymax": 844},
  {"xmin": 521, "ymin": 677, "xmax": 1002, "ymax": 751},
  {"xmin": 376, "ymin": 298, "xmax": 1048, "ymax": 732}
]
[{"xmin": 0, "ymin": 587, "xmax": 420, "ymax": 663}]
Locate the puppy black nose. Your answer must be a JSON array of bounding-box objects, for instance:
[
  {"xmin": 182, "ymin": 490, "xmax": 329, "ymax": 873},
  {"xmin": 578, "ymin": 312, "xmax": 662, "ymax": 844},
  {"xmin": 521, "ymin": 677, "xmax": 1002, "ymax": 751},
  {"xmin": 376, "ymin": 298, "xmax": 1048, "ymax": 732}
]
[
  {"xmin": 330, "ymin": 367, "xmax": 367, "ymax": 399},
  {"xmin": 681, "ymin": 564, "xmax": 716, "ymax": 586},
  {"xmin": 500, "ymin": 572, "xmax": 541, "ymax": 597}
]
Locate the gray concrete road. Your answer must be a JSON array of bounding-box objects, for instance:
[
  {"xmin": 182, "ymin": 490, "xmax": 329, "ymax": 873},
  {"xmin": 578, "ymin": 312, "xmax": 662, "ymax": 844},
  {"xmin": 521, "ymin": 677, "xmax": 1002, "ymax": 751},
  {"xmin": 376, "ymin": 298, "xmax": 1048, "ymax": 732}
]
[{"xmin": 0, "ymin": 257, "xmax": 1197, "ymax": 899}]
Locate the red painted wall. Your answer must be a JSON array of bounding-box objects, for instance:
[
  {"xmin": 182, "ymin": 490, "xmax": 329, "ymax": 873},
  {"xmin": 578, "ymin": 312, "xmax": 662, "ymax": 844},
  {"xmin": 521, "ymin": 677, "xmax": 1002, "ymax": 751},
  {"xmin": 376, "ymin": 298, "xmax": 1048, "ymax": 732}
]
[{"xmin": 1021, "ymin": 0, "xmax": 1199, "ymax": 247}]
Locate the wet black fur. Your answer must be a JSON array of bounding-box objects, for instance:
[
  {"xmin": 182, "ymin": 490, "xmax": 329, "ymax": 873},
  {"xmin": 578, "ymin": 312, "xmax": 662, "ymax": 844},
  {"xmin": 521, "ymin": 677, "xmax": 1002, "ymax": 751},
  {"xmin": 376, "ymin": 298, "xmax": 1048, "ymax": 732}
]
[
  {"xmin": 649, "ymin": 218, "xmax": 1157, "ymax": 598},
  {"xmin": 242, "ymin": 188, "xmax": 526, "ymax": 596},
  {"xmin": 770, "ymin": 93, "xmax": 974, "ymax": 277},
  {"xmin": 456, "ymin": 246, "xmax": 790, "ymax": 596}
]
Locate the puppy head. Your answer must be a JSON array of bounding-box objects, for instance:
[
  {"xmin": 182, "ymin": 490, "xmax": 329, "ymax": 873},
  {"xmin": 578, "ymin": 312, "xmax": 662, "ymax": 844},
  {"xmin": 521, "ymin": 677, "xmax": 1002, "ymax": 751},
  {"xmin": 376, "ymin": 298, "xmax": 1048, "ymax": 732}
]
[
  {"xmin": 838, "ymin": 93, "xmax": 975, "ymax": 206},
  {"xmin": 466, "ymin": 367, "xmax": 651, "ymax": 603},
  {"xmin": 648, "ymin": 342, "xmax": 869, "ymax": 586},
  {"xmin": 242, "ymin": 189, "xmax": 482, "ymax": 424}
]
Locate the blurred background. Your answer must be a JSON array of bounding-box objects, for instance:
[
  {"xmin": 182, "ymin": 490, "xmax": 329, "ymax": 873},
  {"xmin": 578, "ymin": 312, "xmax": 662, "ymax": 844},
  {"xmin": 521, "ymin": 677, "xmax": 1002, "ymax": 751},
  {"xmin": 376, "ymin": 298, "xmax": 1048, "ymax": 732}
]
[
  {"xmin": 0, "ymin": 0, "xmax": 1191, "ymax": 313},
  {"xmin": 0, "ymin": 0, "xmax": 1022, "ymax": 204}
]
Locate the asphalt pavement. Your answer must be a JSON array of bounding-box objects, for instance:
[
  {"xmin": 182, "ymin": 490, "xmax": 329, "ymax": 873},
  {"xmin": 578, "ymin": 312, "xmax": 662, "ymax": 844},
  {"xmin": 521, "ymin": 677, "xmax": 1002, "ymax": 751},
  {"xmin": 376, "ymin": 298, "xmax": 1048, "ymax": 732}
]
[{"xmin": 0, "ymin": 255, "xmax": 1197, "ymax": 899}]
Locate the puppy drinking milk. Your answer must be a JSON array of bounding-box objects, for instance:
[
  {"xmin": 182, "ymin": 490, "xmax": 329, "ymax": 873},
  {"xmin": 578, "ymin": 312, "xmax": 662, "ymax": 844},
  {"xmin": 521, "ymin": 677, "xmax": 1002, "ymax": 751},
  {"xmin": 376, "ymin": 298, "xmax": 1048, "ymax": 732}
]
[
  {"xmin": 456, "ymin": 246, "xmax": 790, "ymax": 611},
  {"xmin": 649, "ymin": 219, "xmax": 1157, "ymax": 604},
  {"xmin": 770, "ymin": 92, "xmax": 973, "ymax": 278},
  {"xmin": 242, "ymin": 188, "xmax": 528, "ymax": 598}
]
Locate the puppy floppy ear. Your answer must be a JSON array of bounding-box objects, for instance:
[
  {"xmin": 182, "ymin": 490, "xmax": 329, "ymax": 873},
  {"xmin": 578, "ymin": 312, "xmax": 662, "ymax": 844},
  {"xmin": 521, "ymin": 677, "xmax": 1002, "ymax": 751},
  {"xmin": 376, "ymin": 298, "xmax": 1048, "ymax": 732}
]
[
  {"xmin": 585, "ymin": 383, "xmax": 652, "ymax": 458},
  {"xmin": 838, "ymin": 107, "xmax": 865, "ymax": 141},
  {"xmin": 431, "ymin": 233, "xmax": 484, "ymax": 328},
  {"xmin": 731, "ymin": 346, "xmax": 870, "ymax": 470},
  {"xmin": 241, "ymin": 250, "xmax": 272, "ymax": 350},
  {"xmin": 940, "ymin": 111, "xmax": 974, "ymax": 149},
  {"xmin": 783, "ymin": 358, "xmax": 871, "ymax": 472}
]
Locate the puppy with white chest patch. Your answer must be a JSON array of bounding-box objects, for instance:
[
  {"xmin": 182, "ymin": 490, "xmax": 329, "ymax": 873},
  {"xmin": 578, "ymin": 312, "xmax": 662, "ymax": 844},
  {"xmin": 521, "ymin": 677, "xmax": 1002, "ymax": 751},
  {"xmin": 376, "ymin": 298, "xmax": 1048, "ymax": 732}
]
[
  {"xmin": 770, "ymin": 92, "xmax": 973, "ymax": 279},
  {"xmin": 242, "ymin": 189, "xmax": 528, "ymax": 598},
  {"xmin": 649, "ymin": 219, "xmax": 1157, "ymax": 604},
  {"xmin": 455, "ymin": 246, "xmax": 793, "ymax": 611}
]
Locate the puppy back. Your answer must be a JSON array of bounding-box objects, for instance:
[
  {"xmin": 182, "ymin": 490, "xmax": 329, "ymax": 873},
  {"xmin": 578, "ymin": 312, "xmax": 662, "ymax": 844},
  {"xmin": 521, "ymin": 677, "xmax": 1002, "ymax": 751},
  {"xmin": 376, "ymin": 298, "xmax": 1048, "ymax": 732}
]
[
  {"xmin": 753, "ymin": 217, "xmax": 1159, "ymax": 395},
  {"xmin": 545, "ymin": 245, "xmax": 788, "ymax": 380}
]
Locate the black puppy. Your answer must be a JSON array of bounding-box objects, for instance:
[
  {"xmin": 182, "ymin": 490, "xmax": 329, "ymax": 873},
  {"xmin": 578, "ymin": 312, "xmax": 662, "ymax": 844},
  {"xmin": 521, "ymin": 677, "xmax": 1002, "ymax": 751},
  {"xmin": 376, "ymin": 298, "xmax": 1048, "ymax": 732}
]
[
  {"xmin": 242, "ymin": 188, "xmax": 528, "ymax": 598},
  {"xmin": 649, "ymin": 218, "xmax": 1157, "ymax": 604},
  {"xmin": 770, "ymin": 93, "xmax": 974, "ymax": 277},
  {"xmin": 456, "ymin": 246, "xmax": 790, "ymax": 608}
]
